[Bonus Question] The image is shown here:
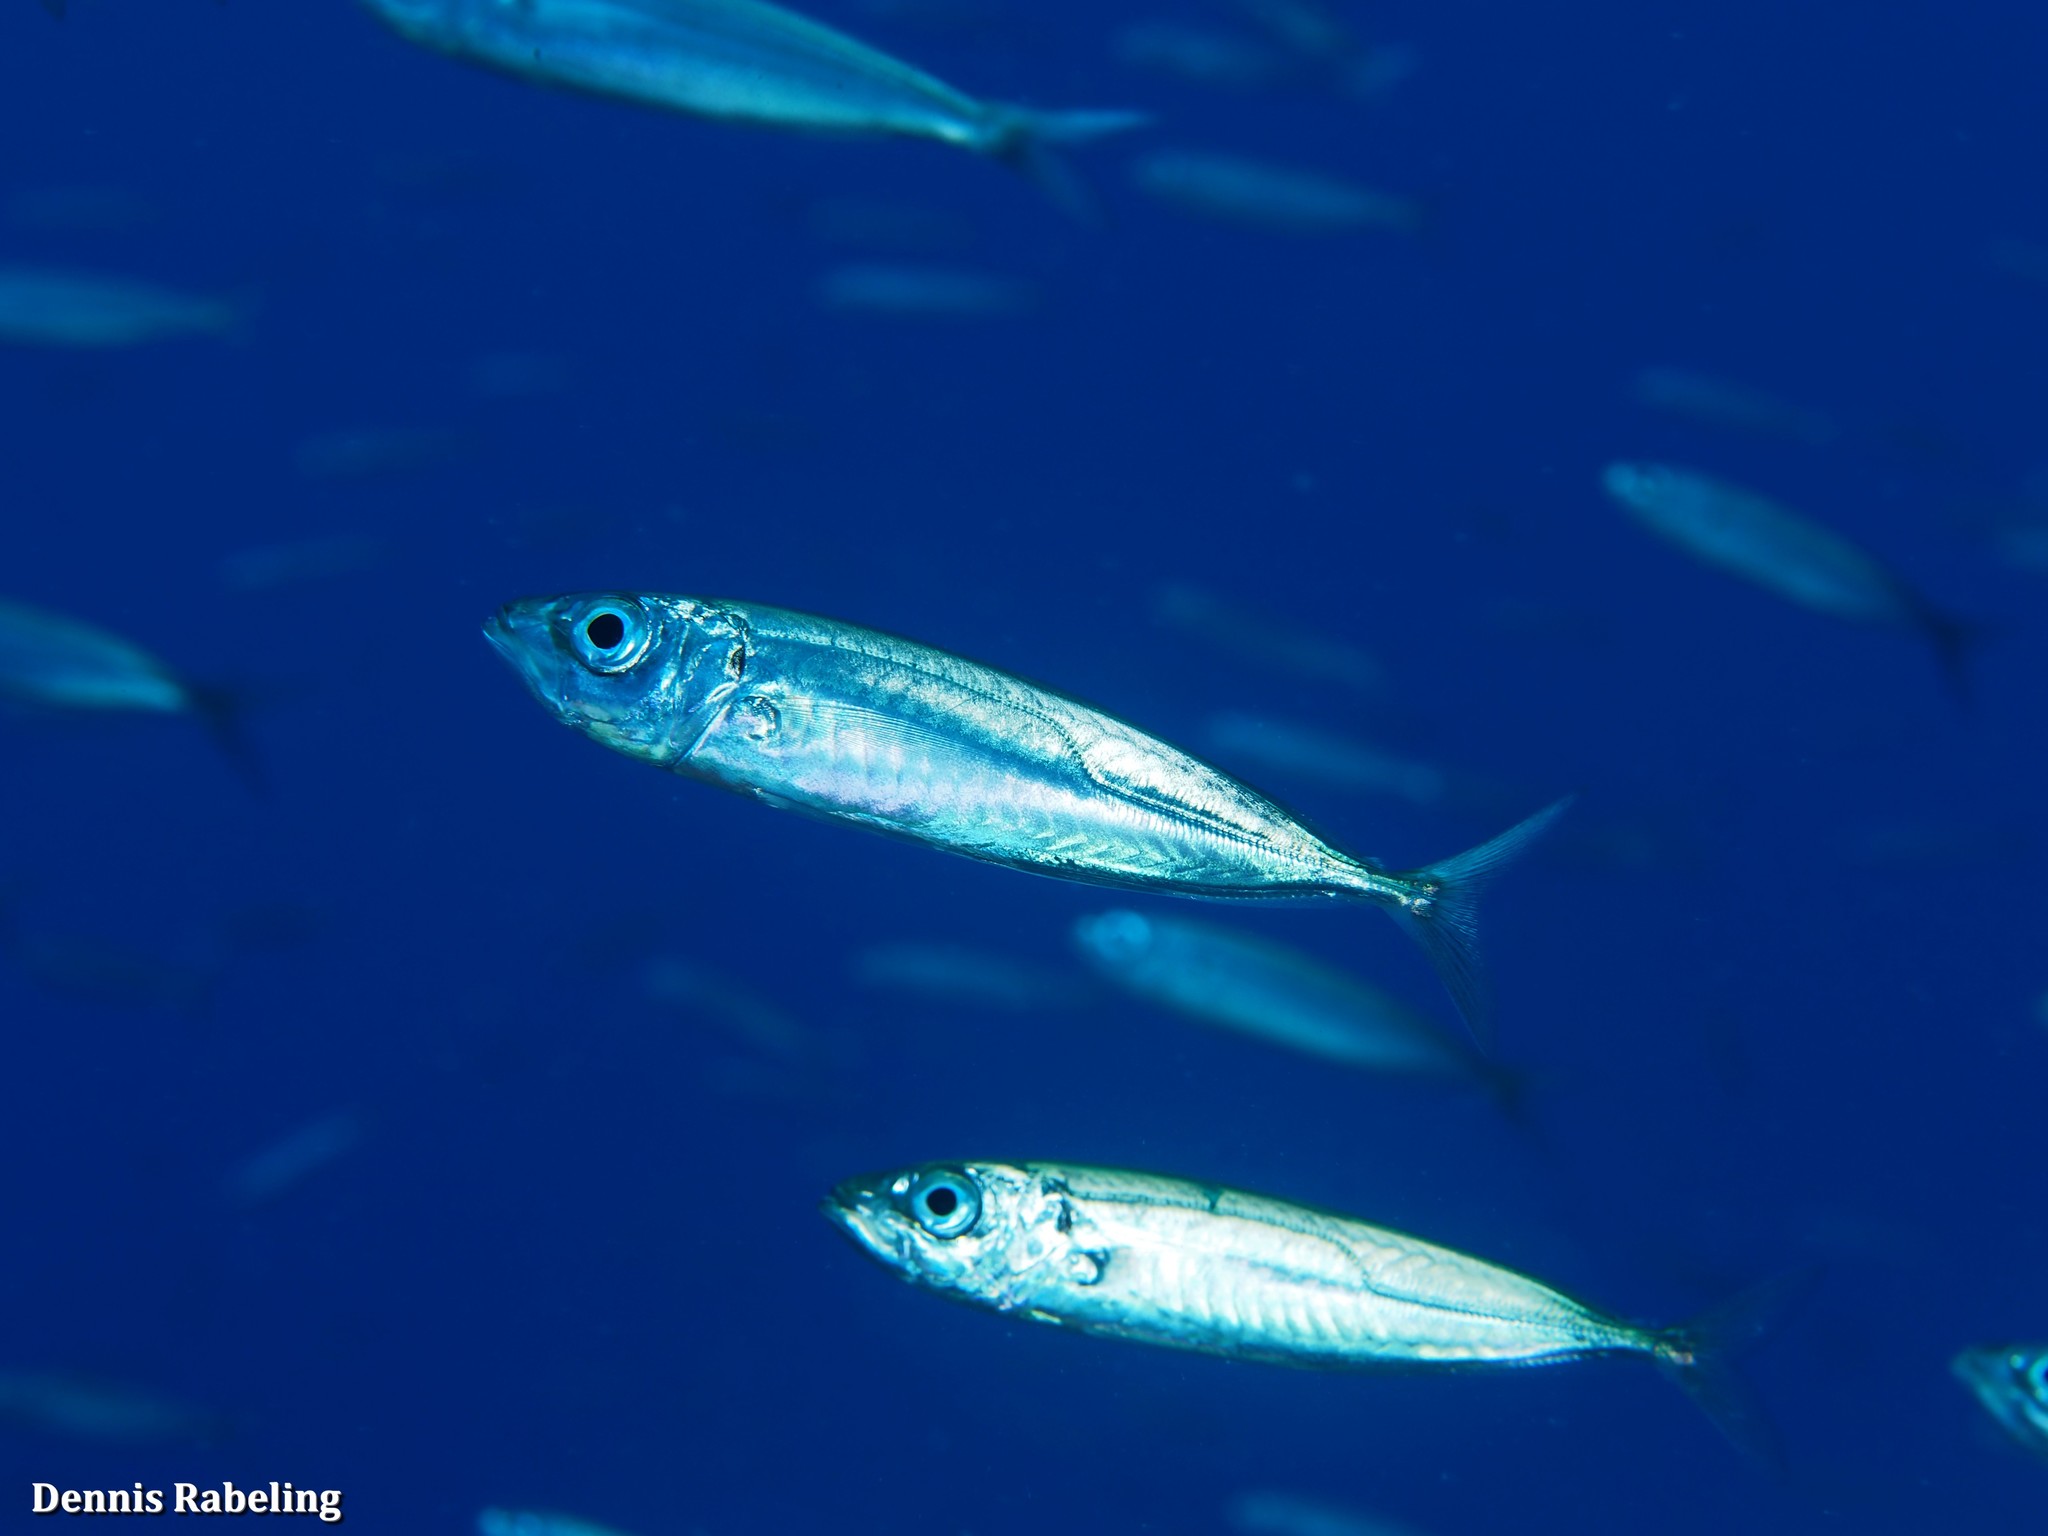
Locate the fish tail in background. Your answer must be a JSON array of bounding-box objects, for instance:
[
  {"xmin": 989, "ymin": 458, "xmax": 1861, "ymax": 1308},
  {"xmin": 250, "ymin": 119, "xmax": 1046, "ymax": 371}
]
[
  {"xmin": 985, "ymin": 107, "xmax": 1151, "ymax": 221},
  {"xmin": 187, "ymin": 683, "xmax": 265, "ymax": 796},
  {"xmin": 1386, "ymin": 796, "xmax": 1573, "ymax": 1051},
  {"xmin": 1476, "ymin": 1057, "xmax": 1539, "ymax": 1131},
  {"xmin": 1908, "ymin": 601, "xmax": 1990, "ymax": 709},
  {"xmin": 1651, "ymin": 1267, "xmax": 1818, "ymax": 1468}
]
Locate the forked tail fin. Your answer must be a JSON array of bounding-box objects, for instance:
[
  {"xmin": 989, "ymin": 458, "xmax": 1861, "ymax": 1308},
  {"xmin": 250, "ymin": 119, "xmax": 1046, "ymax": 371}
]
[
  {"xmin": 1389, "ymin": 796, "xmax": 1572, "ymax": 1051},
  {"xmin": 1909, "ymin": 602, "xmax": 1990, "ymax": 711},
  {"xmin": 1652, "ymin": 1267, "xmax": 1817, "ymax": 1467},
  {"xmin": 987, "ymin": 106, "xmax": 1151, "ymax": 222},
  {"xmin": 187, "ymin": 683, "xmax": 265, "ymax": 796}
]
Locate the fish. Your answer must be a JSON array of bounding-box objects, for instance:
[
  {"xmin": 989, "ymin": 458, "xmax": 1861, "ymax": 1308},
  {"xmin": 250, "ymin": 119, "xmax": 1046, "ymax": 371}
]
[
  {"xmin": 0, "ymin": 926, "xmax": 223, "ymax": 1016},
  {"xmin": 485, "ymin": 592, "xmax": 1568, "ymax": 1040},
  {"xmin": 1994, "ymin": 521, "xmax": 2048, "ymax": 574},
  {"xmin": 814, "ymin": 262, "xmax": 1033, "ymax": 317},
  {"xmin": 1953, "ymin": 1345, "xmax": 2048, "ymax": 1460},
  {"xmin": 357, "ymin": 0, "xmax": 1147, "ymax": 212},
  {"xmin": 824, "ymin": 1161, "xmax": 1793, "ymax": 1450},
  {"xmin": 1630, "ymin": 367, "xmax": 1836, "ymax": 446},
  {"xmin": 1600, "ymin": 462, "xmax": 1975, "ymax": 697},
  {"xmin": 1151, "ymin": 582, "xmax": 1387, "ymax": 696},
  {"xmin": 477, "ymin": 1511, "xmax": 640, "ymax": 1536},
  {"xmin": 0, "ymin": 599, "xmax": 256, "ymax": 784},
  {"xmin": 1228, "ymin": 1490, "xmax": 1432, "ymax": 1536},
  {"xmin": 1130, "ymin": 150, "xmax": 1422, "ymax": 234},
  {"xmin": 5, "ymin": 185, "xmax": 158, "ymax": 235},
  {"xmin": 1110, "ymin": 21, "xmax": 1288, "ymax": 92},
  {"xmin": 849, "ymin": 941, "xmax": 1096, "ymax": 1011},
  {"xmin": 0, "ymin": 1373, "xmax": 224, "ymax": 1445},
  {"xmin": 217, "ymin": 533, "xmax": 388, "ymax": 593},
  {"xmin": 223, "ymin": 1112, "xmax": 364, "ymax": 1207},
  {"xmin": 1204, "ymin": 712, "xmax": 1445, "ymax": 806},
  {"xmin": 1071, "ymin": 910, "xmax": 1521, "ymax": 1108},
  {"xmin": 0, "ymin": 266, "xmax": 238, "ymax": 349},
  {"xmin": 291, "ymin": 425, "xmax": 470, "ymax": 480}
]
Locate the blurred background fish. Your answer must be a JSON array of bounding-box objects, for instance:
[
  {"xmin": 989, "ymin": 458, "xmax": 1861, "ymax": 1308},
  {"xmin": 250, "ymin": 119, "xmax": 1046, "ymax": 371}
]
[
  {"xmin": 0, "ymin": 266, "xmax": 238, "ymax": 348},
  {"xmin": 1130, "ymin": 149, "xmax": 1423, "ymax": 234},
  {"xmin": 0, "ymin": 599, "xmax": 258, "ymax": 785}
]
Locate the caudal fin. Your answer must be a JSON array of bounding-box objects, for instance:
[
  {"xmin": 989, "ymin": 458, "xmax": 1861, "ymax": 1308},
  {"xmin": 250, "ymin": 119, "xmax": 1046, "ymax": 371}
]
[
  {"xmin": 1910, "ymin": 603, "xmax": 1990, "ymax": 710},
  {"xmin": 987, "ymin": 106, "xmax": 1151, "ymax": 221},
  {"xmin": 1388, "ymin": 796, "xmax": 1571, "ymax": 1051},
  {"xmin": 188, "ymin": 683, "xmax": 265, "ymax": 796},
  {"xmin": 1651, "ymin": 1267, "xmax": 1816, "ymax": 1467}
]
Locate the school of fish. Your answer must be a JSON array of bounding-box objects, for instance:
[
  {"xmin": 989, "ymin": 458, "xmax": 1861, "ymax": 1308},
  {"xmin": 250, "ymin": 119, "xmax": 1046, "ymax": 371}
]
[{"xmin": 5, "ymin": 0, "xmax": 2041, "ymax": 1526}]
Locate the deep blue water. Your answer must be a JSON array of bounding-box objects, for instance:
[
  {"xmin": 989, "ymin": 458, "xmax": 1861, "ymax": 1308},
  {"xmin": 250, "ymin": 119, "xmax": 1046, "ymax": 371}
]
[{"xmin": 3, "ymin": 2, "xmax": 2045, "ymax": 1531}]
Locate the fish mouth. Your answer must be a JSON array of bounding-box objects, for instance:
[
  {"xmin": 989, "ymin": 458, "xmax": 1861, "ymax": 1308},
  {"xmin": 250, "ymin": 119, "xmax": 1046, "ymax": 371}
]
[
  {"xmin": 482, "ymin": 604, "xmax": 571, "ymax": 717},
  {"xmin": 821, "ymin": 1178, "xmax": 899, "ymax": 1261}
]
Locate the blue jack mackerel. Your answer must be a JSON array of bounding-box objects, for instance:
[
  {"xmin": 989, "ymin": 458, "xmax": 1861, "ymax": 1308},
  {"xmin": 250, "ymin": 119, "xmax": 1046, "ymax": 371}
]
[{"xmin": 485, "ymin": 592, "xmax": 1567, "ymax": 1041}]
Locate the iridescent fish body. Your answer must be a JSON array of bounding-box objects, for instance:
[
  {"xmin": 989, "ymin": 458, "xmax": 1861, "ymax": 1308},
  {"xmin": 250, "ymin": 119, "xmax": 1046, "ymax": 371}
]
[
  {"xmin": 826, "ymin": 1159, "xmax": 1783, "ymax": 1446},
  {"xmin": 1601, "ymin": 461, "xmax": 1972, "ymax": 695},
  {"xmin": 359, "ymin": 0, "xmax": 1145, "ymax": 202},
  {"xmin": 486, "ymin": 592, "xmax": 1566, "ymax": 1038}
]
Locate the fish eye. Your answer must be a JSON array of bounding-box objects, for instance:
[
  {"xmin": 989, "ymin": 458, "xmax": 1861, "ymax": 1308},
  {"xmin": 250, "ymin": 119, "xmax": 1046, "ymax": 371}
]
[
  {"xmin": 567, "ymin": 598, "xmax": 652, "ymax": 674},
  {"xmin": 2026, "ymin": 1356, "xmax": 2048, "ymax": 1396},
  {"xmin": 906, "ymin": 1169, "xmax": 980, "ymax": 1239}
]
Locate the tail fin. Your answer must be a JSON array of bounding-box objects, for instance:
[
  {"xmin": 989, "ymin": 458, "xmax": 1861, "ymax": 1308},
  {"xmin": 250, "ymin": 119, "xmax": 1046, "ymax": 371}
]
[
  {"xmin": 1909, "ymin": 603, "xmax": 1989, "ymax": 710},
  {"xmin": 987, "ymin": 107, "xmax": 1151, "ymax": 222},
  {"xmin": 1388, "ymin": 796, "xmax": 1572, "ymax": 1051},
  {"xmin": 1474, "ymin": 1058, "xmax": 1540, "ymax": 1132},
  {"xmin": 1651, "ymin": 1267, "xmax": 1817, "ymax": 1467},
  {"xmin": 187, "ymin": 683, "xmax": 265, "ymax": 796}
]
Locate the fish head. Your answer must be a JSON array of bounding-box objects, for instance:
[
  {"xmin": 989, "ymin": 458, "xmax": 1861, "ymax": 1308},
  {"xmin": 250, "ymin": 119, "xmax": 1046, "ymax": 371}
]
[
  {"xmin": 484, "ymin": 592, "xmax": 749, "ymax": 767},
  {"xmin": 1600, "ymin": 460, "xmax": 1667, "ymax": 513},
  {"xmin": 1070, "ymin": 909, "xmax": 1157, "ymax": 973},
  {"xmin": 1953, "ymin": 1345, "xmax": 2048, "ymax": 1439},
  {"xmin": 823, "ymin": 1161, "xmax": 1060, "ymax": 1307}
]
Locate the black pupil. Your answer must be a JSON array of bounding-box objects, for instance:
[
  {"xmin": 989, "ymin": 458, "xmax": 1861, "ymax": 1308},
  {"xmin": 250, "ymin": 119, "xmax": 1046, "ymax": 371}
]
[
  {"xmin": 585, "ymin": 612, "xmax": 626, "ymax": 650},
  {"xmin": 924, "ymin": 1185, "xmax": 959, "ymax": 1217}
]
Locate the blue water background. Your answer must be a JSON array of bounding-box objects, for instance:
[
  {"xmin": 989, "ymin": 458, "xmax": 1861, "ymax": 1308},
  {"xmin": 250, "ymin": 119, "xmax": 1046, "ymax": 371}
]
[{"xmin": 3, "ymin": 2, "xmax": 2045, "ymax": 1530}]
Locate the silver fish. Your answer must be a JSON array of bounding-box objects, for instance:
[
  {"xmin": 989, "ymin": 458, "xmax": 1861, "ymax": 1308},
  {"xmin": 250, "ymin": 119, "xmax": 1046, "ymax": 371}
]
[
  {"xmin": 1630, "ymin": 367, "xmax": 1836, "ymax": 446},
  {"xmin": 485, "ymin": 592, "xmax": 1566, "ymax": 1038},
  {"xmin": 1228, "ymin": 1491, "xmax": 1431, "ymax": 1536},
  {"xmin": 0, "ymin": 599, "xmax": 253, "ymax": 781},
  {"xmin": 1072, "ymin": 909, "xmax": 1518, "ymax": 1106},
  {"xmin": 0, "ymin": 599, "xmax": 204, "ymax": 717},
  {"xmin": 223, "ymin": 1111, "xmax": 364, "ymax": 1207},
  {"xmin": 850, "ymin": 941, "xmax": 1095, "ymax": 1011},
  {"xmin": 1130, "ymin": 149, "xmax": 1422, "ymax": 234},
  {"xmin": 0, "ymin": 266, "xmax": 236, "ymax": 348},
  {"xmin": 1600, "ymin": 462, "xmax": 1972, "ymax": 695},
  {"xmin": 478, "ymin": 1511, "xmax": 640, "ymax": 1536},
  {"xmin": 359, "ymin": 0, "xmax": 1146, "ymax": 208},
  {"xmin": 1110, "ymin": 21, "xmax": 1288, "ymax": 92},
  {"xmin": 1152, "ymin": 582, "xmax": 1387, "ymax": 696},
  {"xmin": 1204, "ymin": 712, "xmax": 1445, "ymax": 806},
  {"xmin": 814, "ymin": 262, "xmax": 1033, "ymax": 317},
  {"xmin": 0, "ymin": 1372, "xmax": 223, "ymax": 1445},
  {"xmin": 1954, "ymin": 1344, "xmax": 2048, "ymax": 1460},
  {"xmin": 824, "ymin": 1162, "xmax": 1783, "ymax": 1442}
]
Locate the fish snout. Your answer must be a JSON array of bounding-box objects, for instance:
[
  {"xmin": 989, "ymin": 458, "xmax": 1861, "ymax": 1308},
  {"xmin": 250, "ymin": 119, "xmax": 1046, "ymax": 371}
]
[
  {"xmin": 483, "ymin": 602, "xmax": 572, "ymax": 714},
  {"xmin": 821, "ymin": 1176, "xmax": 903, "ymax": 1261}
]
